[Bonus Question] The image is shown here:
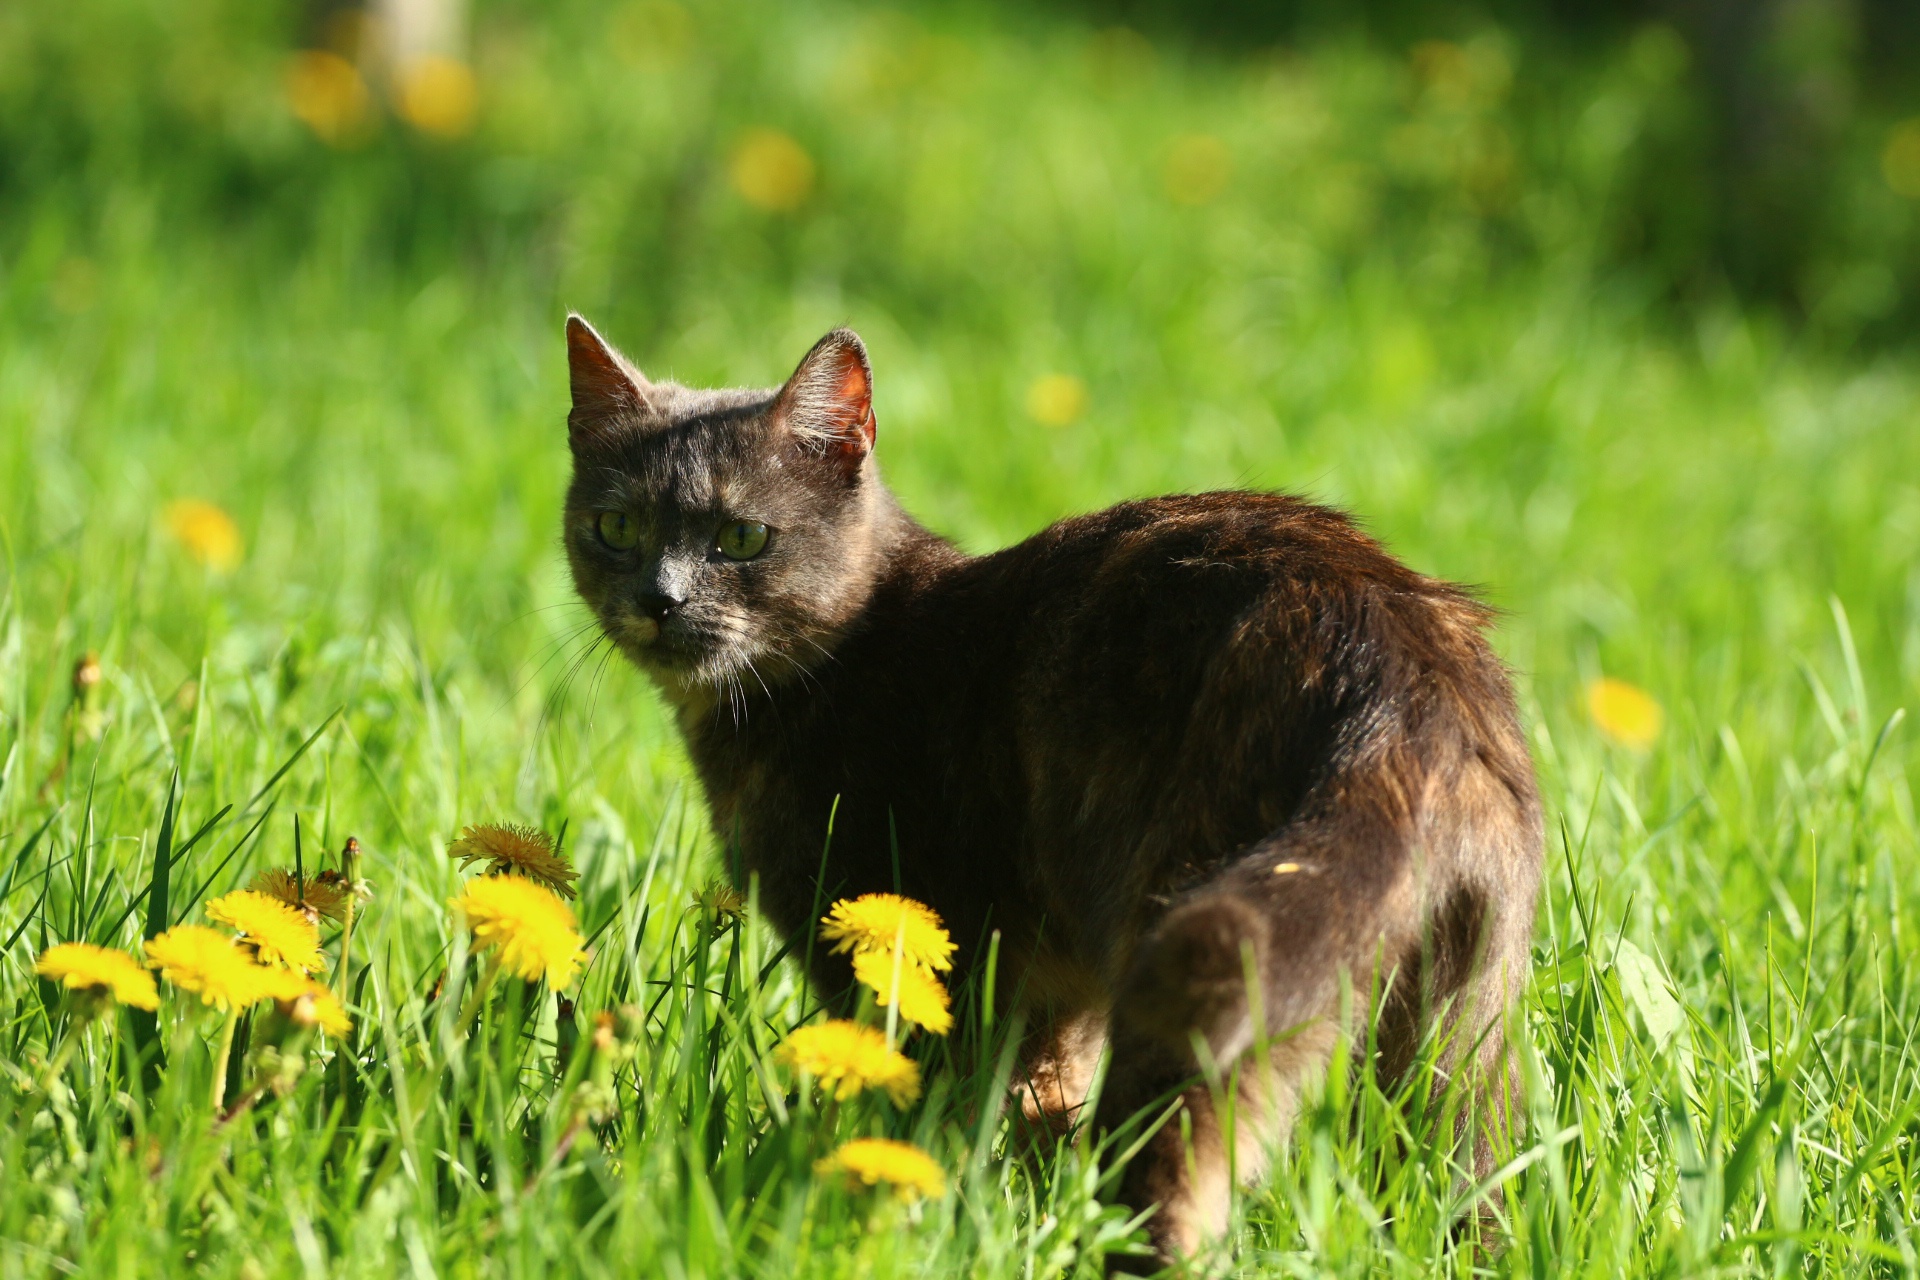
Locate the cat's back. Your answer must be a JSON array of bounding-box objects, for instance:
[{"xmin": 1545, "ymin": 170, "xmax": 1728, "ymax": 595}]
[
  {"xmin": 957, "ymin": 489, "xmax": 1477, "ymax": 692},
  {"xmin": 885, "ymin": 490, "xmax": 1530, "ymax": 956}
]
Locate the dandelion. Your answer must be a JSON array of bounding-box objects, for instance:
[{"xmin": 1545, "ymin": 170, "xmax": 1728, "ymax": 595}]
[
  {"xmin": 691, "ymin": 877, "xmax": 747, "ymax": 926},
  {"xmin": 1025, "ymin": 374, "xmax": 1089, "ymax": 427},
  {"xmin": 815, "ymin": 1137, "xmax": 947, "ymax": 1202},
  {"xmin": 258, "ymin": 968, "xmax": 352, "ymax": 1038},
  {"xmin": 447, "ymin": 823, "xmax": 579, "ymax": 899},
  {"xmin": 1587, "ymin": 677, "xmax": 1663, "ymax": 749},
  {"xmin": 729, "ymin": 128, "xmax": 815, "ymax": 212},
  {"xmin": 397, "ymin": 55, "xmax": 479, "ymax": 139},
  {"xmin": 452, "ymin": 874, "xmax": 587, "ymax": 989},
  {"xmin": 250, "ymin": 868, "xmax": 351, "ymax": 924},
  {"xmin": 285, "ymin": 49, "xmax": 373, "ymax": 145},
  {"xmin": 820, "ymin": 893, "xmax": 955, "ymax": 974},
  {"xmin": 164, "ymin": 500, "xmax": 244, "ymax": 572},
  {"xmin": 146, "ymin": 924, "xmax": 278, "ymax": 1108},
  {"xmin": 852, "ymin": 949, "xmax": 954, "ymax": 1035},
  {"xmin": 36, "ymin": 943, "xmax": 158, "ymax": 1012},
  {"xmin": 777, "ymin": 1019, "xmax": 922, "ymax": 1106},
  {"xmin": 205, "ymin": 890, "xmax": 325, "ymax": 972},
  {"xmin": 144, "ymin": 925, "xmax": 276, "ymax": 1013}
]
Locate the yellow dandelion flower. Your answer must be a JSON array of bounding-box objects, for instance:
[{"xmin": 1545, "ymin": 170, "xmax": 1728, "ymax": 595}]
[
  {"xmin": 1587, "ymin": 677, "xmax": 1663, "ymax": 749},
  {"xmin": 447, "ymin": 823, "xmax": 579, "ymax": 899},
  {"xmin": 205, "ymin": 890, "xmax": 325, "ymax": 972},
  {"xmin": 691, "ymin": 877, "xmax": 747, "ymax": 926},
  {"xmin": 285, "ymin": 49, "xmax": 373, "ymax": 146},
  {"xmin": 35, "ymin": 942, "xmax": 159, "ymax": 1011},
  {"xmin": 820, "ymin": 894, "xmax": 954, "ymax": 974},
  {"xmin": 852, "ymin": 949, "xmax": 953, "ymax": 1036},
  {"xmin": 452, "ymin": 874, "xmax": 587, "ymax": 988},
  {"xmin": 163, "ymin": 500, "xmax": 244, "ymax": 572},
  {"xmin": 249, "ymin": 868, "xmax": 351, "ymax": 923},
  {"xmin": 144, "ymin": 925, "xmax": 276, "ymax": 1013},
  {"xmin": 1025, "ymin": 374, "xmax": 1089, "ymax": 427},
  {"xmin": 397, "ymin": 54, "xmax": 479, "ymax": 140},
  {"xmin": 258, "ymin": 968, "xmax": 353, "ymax": 1037},
  {"xmin": 776, "ymin": 1019, "xmax": 922, "ymax": 1106},
  {"xmin": 729, "ymin": 128, "xmax": 815, "ymax": 212},
  {"xmin": 815, "ymin": 1137, "xmax": 947, "ymax": 1202}
]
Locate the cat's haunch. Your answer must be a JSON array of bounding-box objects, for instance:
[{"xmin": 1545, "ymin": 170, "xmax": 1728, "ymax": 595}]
[{"xmin": 562, "ymin": 318, "xmax": 1542, "ymax": 1265}]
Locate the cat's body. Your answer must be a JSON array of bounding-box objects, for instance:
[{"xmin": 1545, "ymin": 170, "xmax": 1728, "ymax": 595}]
[{"xmin": 563, "ymin": 318, "xmax": 1542, "ymax": 1262}]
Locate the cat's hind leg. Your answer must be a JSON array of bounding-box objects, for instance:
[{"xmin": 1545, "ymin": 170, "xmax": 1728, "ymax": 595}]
[{"xmin": 1093, "ymin": 798, "xmax": 1423, "ymax": 1264}]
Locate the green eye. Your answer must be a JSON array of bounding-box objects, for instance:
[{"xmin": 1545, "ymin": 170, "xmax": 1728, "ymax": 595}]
[
  {"xmin": 596, "ymin": 510, "xmax": 639, "ymax": 550},
  {"xmin": 717, "ymin": 520, "xmax": 770, "ymax": 561}
]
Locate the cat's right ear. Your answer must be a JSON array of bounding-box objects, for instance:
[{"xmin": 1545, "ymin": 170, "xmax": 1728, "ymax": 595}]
[{"xmin": 565, "ymin": 314, "xmax": 656, "ymax": 446}]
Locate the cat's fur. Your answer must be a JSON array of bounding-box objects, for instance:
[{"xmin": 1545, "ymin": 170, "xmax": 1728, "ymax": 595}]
[{"xmin": 562, "ymin": 316, "xmax": 1542, "ymax": 1262}]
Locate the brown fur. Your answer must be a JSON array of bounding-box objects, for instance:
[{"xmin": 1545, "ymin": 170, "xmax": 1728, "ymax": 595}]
[{"xmin": 561, "ymin": 317, "xmax": 1543, "ymax": 1263}]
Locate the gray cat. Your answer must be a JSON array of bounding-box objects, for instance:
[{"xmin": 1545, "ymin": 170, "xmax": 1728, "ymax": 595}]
[{"xmin": 562, "ymin": 315, "xmax": 1542, "ymax": 1263}]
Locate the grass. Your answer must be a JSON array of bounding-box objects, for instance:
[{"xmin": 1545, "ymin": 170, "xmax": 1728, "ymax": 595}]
[{"xmin": 2, "ymin": 0, "xmax": 1920, "ymax": 1275}]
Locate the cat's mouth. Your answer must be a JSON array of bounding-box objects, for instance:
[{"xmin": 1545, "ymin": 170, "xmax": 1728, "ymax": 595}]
[{"xmin": 606, "ymin": 608, "xmax": 737, "ymax": 680}]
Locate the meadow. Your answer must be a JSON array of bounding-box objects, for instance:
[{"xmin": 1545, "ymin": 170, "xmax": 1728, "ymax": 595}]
[{"xmin": 2, "ymin": 0, "xmax": 1920, "ymax": 1275}]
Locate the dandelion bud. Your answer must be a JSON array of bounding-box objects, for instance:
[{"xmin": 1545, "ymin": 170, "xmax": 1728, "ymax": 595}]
[{"xmin": 72, "ymin": 653, "xmax": 102, "ymax": 702}]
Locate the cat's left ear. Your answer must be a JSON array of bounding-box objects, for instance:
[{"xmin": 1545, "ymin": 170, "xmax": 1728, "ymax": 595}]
[{"xmin": 774, "ymin": 329, "xmax": 875, "ymax": 469}]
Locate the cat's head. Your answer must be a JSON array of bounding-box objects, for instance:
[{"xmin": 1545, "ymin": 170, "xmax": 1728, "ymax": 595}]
[{"xmin": 561, "ymin": 316, "xmax": 896, "ymax": 697}]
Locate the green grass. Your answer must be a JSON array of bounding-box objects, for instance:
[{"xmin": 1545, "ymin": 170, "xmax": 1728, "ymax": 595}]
[{"xmin": 3, "ymin": 0, "xmax": 1920, "ymax": 1275}]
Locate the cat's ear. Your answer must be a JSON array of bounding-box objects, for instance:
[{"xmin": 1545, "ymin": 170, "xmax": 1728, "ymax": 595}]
[
  {"xmin": 565, "ymin": 314, "xmax": 657, "ymax": 445},
  {"xmin": 774, "ymin": 328, "xmax": 875, "ymax": 469}
]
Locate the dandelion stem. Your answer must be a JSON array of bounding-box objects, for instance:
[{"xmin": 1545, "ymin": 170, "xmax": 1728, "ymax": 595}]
[
  {"xmin": 209, "ymin": 1010, "xmax": 239, "ymax": 1111},
  {"xmin": 40, "ymin": 1018, "xmax": 87, "ymax": 1097},
  {"xmin": 457, "ymin": 952, "xmax": 503, "ymax": 1034},
  {"xmin": 333, "ymin": 836, "xmax": 361, "ymax": 1002},
  {"xmin": 884, "ymin": 919, "xmax": 904, "ymax": 1052}
]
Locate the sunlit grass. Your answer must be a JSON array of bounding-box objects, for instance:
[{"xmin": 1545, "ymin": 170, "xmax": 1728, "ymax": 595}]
[{"xmin": 1, "ymin": 0, "xmax": 1918, "ymax": 1276}]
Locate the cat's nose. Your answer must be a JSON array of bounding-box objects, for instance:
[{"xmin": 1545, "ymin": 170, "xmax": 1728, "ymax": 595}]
[{"xmin": 637, "ymin": 589, "xmax": 685, "ymax": 621}]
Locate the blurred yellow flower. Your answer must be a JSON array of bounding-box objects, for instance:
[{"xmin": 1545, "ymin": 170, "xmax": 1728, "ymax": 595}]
[
  {"xmin": 1588, "ymin": 677, "xmax": 1663, "ymax": 749},
  {"xmin": 1883, "ymin": 119, "xmax": 1920, "ymax": 200},
  {"xmin": 164, "ymin": 499, "xmax": 243, "ymax": 572},
  {"xmin": 259, "ymin": 968, "xmax": 352, "ymax": 1037},
  {"xmin": 397, "ymin": 55, "xmax": 478, "ymax": 140},
  {"xmin": 205, "ymin": 890, "xmax": 325, "ymax": 972},
  {"xmin": 776, "ymin": 1019, "xmax": 922, "ymax": 1106},
  {"xmin": 285, "ymin": 50, "xmax": 373, "ymax": 146},
  {"xmin": 250, "ymin": 868, "xmax": 351, "ymax": 923},
  {"xmin": 1163, "ymin": 133, "xmax": 1232, "ymax": 205},
  {"xmin": 852, "ymin": 949, "xmax": 953, "ymax": 1035},
  {"xmin": 144, "ymin": 925, "xmax": 275, "ymax": 1013},
  {"xmin": 1025, "ymin": 374, "xmax": 1089, "ymax": 427},
  {"xmin": 611, "ymin": 0, "xmax": 694, "ymax": 68},
  {"xmin": 815, "ymin": 1137, "xmax": 947, "ymax": 1202},
  {"xmin": 452, "ymin": 874, "xmax": 587, "ymax": 988},
  {"xmin": 36, "ymin": 942, "xmax": 159, "ymax": 1011},
  {"xmin": 821, "ymin": 893, "xmax": 954, "ymax": 973},
  {"xmin": 447, "ymin": 823, "xmax": 578, "ymax": 899},
  {"xmin": 729, "ymin": 129, "xmax": 815, "ymax": 212}
]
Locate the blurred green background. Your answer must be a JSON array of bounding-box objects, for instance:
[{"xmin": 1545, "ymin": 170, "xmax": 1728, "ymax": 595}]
[{"xmin": 3, "ymin": 0, "xmax": 1920, "ymax": 1273}]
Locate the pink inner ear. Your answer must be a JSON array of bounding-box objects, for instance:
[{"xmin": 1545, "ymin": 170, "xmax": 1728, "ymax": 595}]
[{"xmin": 829, "ymin": 356, "xmax": 874, "ymax": 445}]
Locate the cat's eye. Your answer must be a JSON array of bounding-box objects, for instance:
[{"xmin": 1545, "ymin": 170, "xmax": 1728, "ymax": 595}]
[
  {"xmin": 716, "ymin": 520, "xmax": 770, "ymax": 561},
  {"xmin": 596, "ymin": 510, "xmax": 639, "ymax": 550}
]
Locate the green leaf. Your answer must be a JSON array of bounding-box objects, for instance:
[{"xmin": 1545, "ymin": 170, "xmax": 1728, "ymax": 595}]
[{"xmin": 1613, "ymin": 937, "xmax": 1684, "ymax": 1051}]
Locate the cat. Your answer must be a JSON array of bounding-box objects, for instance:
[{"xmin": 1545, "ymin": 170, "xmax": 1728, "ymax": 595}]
[{"xmin": 561, "ymin": 315, "xmax": 1543, "ymax": 1264}]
